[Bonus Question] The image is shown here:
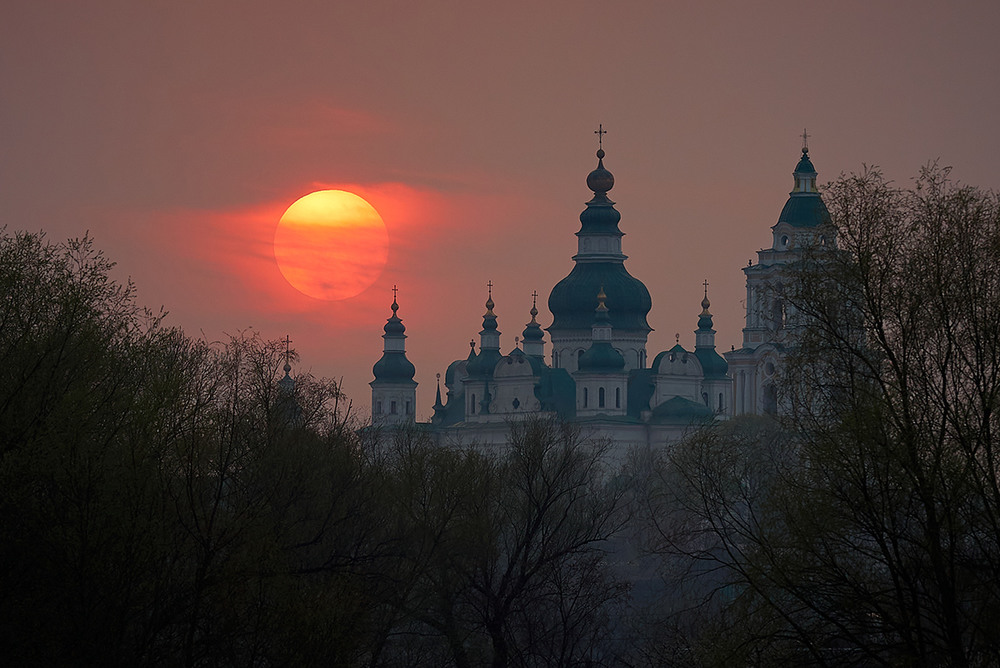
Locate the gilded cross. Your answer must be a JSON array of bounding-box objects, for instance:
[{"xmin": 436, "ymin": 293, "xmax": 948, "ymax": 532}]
[{"xmin": 801, "ymin": 128, "xmax": 810, "ymax": 151}]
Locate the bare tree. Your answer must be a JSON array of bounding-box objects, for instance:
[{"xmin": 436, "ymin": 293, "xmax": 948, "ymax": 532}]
[{"xmin": 643, "ymin": 166, "xmax": 1000, "ymax": 667}]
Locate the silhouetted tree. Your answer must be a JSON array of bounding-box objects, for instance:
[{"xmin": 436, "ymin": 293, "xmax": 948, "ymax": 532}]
[{"xmin": 642, "ymin": 166, "xmax": 1000, "ymax": 667}]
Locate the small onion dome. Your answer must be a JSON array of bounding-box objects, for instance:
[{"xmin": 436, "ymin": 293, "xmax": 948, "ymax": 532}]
[
  {"xmin": 522, "ymin": 299, "xmax": 544, "ymax": 342},
  {"xmin": 372, "ymin": 297, "xmax": 415, "ymax": 383},
  {"xmin": 586, "ymin": 148, "xmax": 615, "ymax": 195},
  {"xmin": 383, "ymin": 299, "xmax": 406, "ymax": 335},
  {"xmin": 372, "ymin": 353, "xmax": 416, "ymax": 382},
  {"xmin": 778, "ymin": 147, "xmax": 832, "ymax": 228},
  {"xmin": 278, "ymin": 365, "xmax": 295, "ymax": 393},
  {"xmin": 794, "ymin": 146, "xmax": 817, "ymax": 175},
  {"xmin": 578, "ymin": 293, "xmax": 625, "ymax": 372},
  {"xmin": 467, "ymin": 347, "xmax": 503, "ymax": 377},
  {"xmin": 698, "ymin": 293, "xmax": 713, "ymax": 330}
]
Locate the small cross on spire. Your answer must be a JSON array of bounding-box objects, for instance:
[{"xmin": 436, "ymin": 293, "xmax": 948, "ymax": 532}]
[
  {"xmin": 594, "ymin": 124, "xmax": 607, "ymax": 150},
  {"xmin": 703, "ymin": 279, "xmax": 710, "ymax": 297},
  {"xmin": 487, "ymin": 280, "xmax": 493, "ymax": 298},
  {"xmin": 531, "ymin": 290, "xmax": 538, "ymax": 307},
  {"xmin": 801, "ymin": 128, "xmax": 810, "ymax": 151}
]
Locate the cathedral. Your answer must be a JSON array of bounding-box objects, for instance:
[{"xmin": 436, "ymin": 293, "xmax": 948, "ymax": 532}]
[{"xmin": 369, "ymin": 139, "xmax": 834, "ymax": 447}]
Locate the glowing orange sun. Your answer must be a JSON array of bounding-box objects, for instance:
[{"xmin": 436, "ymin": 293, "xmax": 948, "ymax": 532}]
[{"xmin": 274, "ymin": 189, "xmax": 389, "ymax": 300}]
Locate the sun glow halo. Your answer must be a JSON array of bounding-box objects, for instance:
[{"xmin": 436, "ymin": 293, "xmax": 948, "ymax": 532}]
[{"xmin": 274, "ymin": 189, "xmax": 388, "ymax": 301}]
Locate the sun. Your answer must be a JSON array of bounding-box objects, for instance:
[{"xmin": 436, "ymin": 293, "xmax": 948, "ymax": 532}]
[{"xmin": 274, "ymin": 189, "xmax": 389, "ymax": 300}]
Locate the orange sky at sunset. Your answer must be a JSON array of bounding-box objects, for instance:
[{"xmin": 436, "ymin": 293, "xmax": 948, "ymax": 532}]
[{"xmin": 4, "ymin": 1, "xmax": 1000, "ymax": 418}]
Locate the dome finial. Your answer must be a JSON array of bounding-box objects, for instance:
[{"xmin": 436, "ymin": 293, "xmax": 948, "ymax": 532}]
[
  {"xmin": 391, "ymin": 284, "xmax": 399, "ymax": 315},
  {"xmin": 596, "ymin": 285, "xmax": 608, "ymax": 313},
  {"xmin": 587, "ymin": 125, "xmax": 614, "ymax": 194},
  {"xmin": 701, "ymin": 279, "xmax": 711, "ymax": 314},
  {"xmin": 484, "ymin": 280, "xmax": 495, "ymax": 315},
  {"xmin": 529, "ymin": 290, "xmax": 539, "ymax": 323},
  {"xmin": 282, "ymin": 334, "xmax": 292, "ymax": 375},
  {"xmin": 801, "ymin": 128, "xmax": 810, "ymax": 154}
]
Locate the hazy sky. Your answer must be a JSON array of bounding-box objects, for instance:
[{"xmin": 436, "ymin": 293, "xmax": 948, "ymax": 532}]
[{"xmin": 4, "ymin": 1, "xmax": 1000, "ymax": 417}]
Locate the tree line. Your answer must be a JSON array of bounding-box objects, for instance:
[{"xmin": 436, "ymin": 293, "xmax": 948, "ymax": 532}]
[{"xmin": 4, "ymin": 163, "xmax": 1000, "ymax": 666}]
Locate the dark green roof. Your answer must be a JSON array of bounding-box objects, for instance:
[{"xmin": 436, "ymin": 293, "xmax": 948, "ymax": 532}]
[
  {"xmin": 466, "ymin": 348, "xmax": 502, "ymax": 378},
  {"xmin": 695, "ymin": 347, "xmax": 728, "ymax": 378},
  {"xmin": 578, "ymin": 200, "xmax": 623, "ymax": 235},
  {"xmin": 372, "ymin": 353, "xmax": 416, "ymax": 384},
  {"xmin": 777, "ymin": 193, "xmax": 831, "ymax": 228},
  {"xmin": 650, "ymin": 396, "xmax": 714, "ymax": 424},
  {"xmin": 794, "ymin": 153, "xmax": 816, "ymax": 174},
  {"xmin": 548, "ymin": 263, "xmax": 652, "ymax": 332},
  {"xmin": 578, "ymin": 340, "xmax": 626, "ymax": 372}
]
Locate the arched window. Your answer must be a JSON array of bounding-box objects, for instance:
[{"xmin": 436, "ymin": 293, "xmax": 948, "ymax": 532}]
[
  {"xmin": 639, "ymin": 350, "xmax": 646, "ymax": 368},
  {"xmin": 598, "ymin": 387, "xmax": 605, "ymax": 408},
  {"xmin": 718, "ymin": 393, "xmax": 724, "ymax": 411},
  {"xmin": 471, "ymin": 393, "xmax": 477, "ymax": 415},
  {"xmin": 702, "ymin": 392, "xmax": 709, "ymax": 406},
  {"xmin": 763, "ymin": 385, "xmax": 777, "ymax": 415},
  {"xmin": 391, "ymin": 400, "xmax": 397, "ymax": 415},
  {"xmin": 406, "ymin": 400, "xmax": 411, "ymax": 415},
  {"xmin": 615, "ymin": 387, "xmax": 621, "ymax": 408},
  {"xmin": 553, "ymin": 351, "xmax": 559, "ymax": 367},
  {"xmin": 583, "ymin": 387, "xmax": 589, "ymax": 408}
]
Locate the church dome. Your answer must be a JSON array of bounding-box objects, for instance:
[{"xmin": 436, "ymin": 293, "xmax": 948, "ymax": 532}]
[
  {"xmin": 548, "ymin": 146, "xmax": 652, "ymax": 333},
  {"xmin": 372, "ymin": 353, "xmax": 416, "ymax": 382},
  {"xmin": 777, "ymin": 147, "xmax": 831, "ymax": 229},
  {"xmin": 549, "ymin": 265, "xmax": 652, "ymax": 331},
  {"xmin": 578, "ymin": 340, "xmax": 626, "ymax": 372}
]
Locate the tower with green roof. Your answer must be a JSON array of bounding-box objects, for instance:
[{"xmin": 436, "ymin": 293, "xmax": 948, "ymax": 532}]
[
  {"xmin": 464, "ymin": 285, "xmax": 503, "ymax": 419},
  {"xmin": 693, "ymin": 284, "xmax": 730, "ymax": 413},
  {"xmin": 726, "ymin": 135, "xmax": 836, "ymax": 415},
  {"xmin": 370, "ymin": 289, "xmax": 417, "ymax": 424},
  {"xmin": 547, "ymin": 146, "xmax": 652, "ymax": 373}
]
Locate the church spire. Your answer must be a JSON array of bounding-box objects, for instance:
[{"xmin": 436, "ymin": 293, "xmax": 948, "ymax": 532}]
[
  {"xmin": 278, "ymin": 334, "xmax": 295, "ymax": 394},
  {"xmin": 694, "ymin": 281, "xmax": 728, "ymax": 379},
  {"xmin": 467, "ymin": 282, "xmax": 503, "ymax": 379},
  {"xmin": 521, "ymin": 290, "xmax": 545, "ymax": 359},
  {"xmin": 775, "ymin": 134, "xmax": 832, "ymax": 231},
  {"xmin": 370, "ymin": 287, "xmax": 417, "ymax": 424}
]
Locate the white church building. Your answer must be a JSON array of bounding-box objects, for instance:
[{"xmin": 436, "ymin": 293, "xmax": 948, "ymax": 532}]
[{"xmin": 369, "ymin": 139, "xmax": 835, "ymax": 447}]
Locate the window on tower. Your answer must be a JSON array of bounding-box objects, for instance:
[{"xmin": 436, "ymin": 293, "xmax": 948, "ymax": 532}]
[{"xmin": 599, "ymin": 387, "xmax": 605, "ymax": 408}]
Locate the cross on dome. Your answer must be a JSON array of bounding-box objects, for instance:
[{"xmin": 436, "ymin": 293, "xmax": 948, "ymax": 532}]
[
  {"xmin": 594, "ymin": 124, "xmax": 607, "ymax": 150},
  {"xmin": 801, "ymin": 128, "xmax": 810, "ymax": 152}
]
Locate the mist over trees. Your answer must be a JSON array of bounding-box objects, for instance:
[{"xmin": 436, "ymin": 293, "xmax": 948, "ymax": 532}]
[
  {"xmin": 4, "ymin": 163, "xmax": 1000, "ymax": 667},
  {"xmin": 0, "ymin": 230, "xmax": 630, "ymax": 666},
  {"xmin": 641, "ymin": 166, "xmax": 1000, "ymax": 667}
]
